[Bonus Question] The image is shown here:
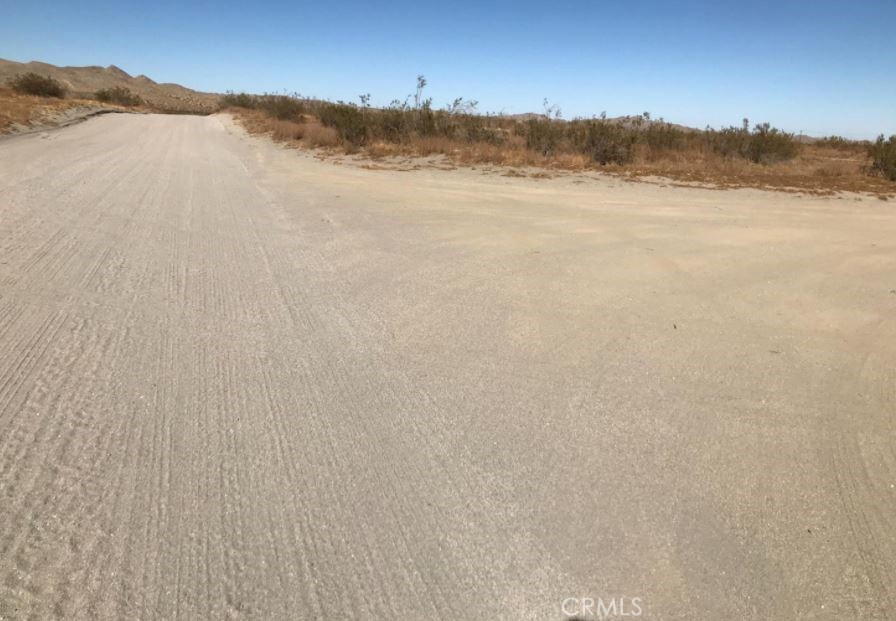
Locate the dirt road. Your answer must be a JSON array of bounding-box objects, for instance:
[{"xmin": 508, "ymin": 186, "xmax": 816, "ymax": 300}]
[{"xmin": 0, "ymin": 114, "xmax": 893, "ymax": 620}]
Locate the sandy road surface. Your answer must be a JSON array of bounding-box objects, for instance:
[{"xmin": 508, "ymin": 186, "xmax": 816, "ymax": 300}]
[{"xmin": 0, "ymin": 114, "xmax": 894, "ymax": 620}]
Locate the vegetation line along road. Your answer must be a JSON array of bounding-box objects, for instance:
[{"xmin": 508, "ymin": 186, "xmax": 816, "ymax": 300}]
[{"xmin": 220, "ymin": 76, "xmax": 896, "ymax": 195}]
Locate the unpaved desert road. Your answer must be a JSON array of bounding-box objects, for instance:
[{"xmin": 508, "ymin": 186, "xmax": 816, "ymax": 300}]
[{"xmin": 0, "ymin": 114, "xmax": 894, "ymax": 620}]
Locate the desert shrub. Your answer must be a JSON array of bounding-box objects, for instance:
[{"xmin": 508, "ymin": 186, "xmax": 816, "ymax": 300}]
[
  {"xmin": 218, "ymin": 92, "xmax": 305, "ymax": 120},
  {"xmin": 708, "ymin": 121, "xmax": 798, "ymax": 164},
  {"xmin": 708, "ymin": 121, "xmax": 751, "ymax": 160},
  {"xmin": 815, "ymin": 135, "xmax": 859, "ymax": 151},
  {"xmin": 316, "ymin": 103, "xmax": 368, "ymax": 146},
  {"xmin": 748, "ymin": 123, "xmax": 799, "ymax": 164},
  {"xmin": 458, "ymin": 115, "xmax": 504, "ymax": 145},
  {"xmin": 7, "ymin": 73, "xmax": 66, "ymax": 98},
  {"xmin": 219, "ymin": 92, "xmax": 258, "ymax": 109},
  {"xmin": 156, "ymin": 105, "xmax": 211, "ymax": 115},
  {"xmin": 256, "ymin": 94, "xmax": 305, "ymax": 120},
  {"xmin": 506, "ymin": 116, "xmax": 643, "ymax": 163},
  {"xmin": 641, "ymin": 121, "xmax": 689, "ymax": 151},
  {"xmin": 376, "ymin": 102, "xmax": 413, "ymax": 143},
  {"xmin": 524, "ymin": 119, "xmax": 564, "ymax": 156},
  {"xmin": 431, "ymin": 111, "xmax": 459, "ymax": 140},
  {"xmin": 302, "ymin": 123, "xmax": 340, "ymax": 148},
  {"xmin": 869, "ymin": 135, "xmax": 896, "ymax": 181},
  {"xmin": 227, "ymin": 76, "xmax": 509, "ymax": 150},
  {"xmin": 270, "ymin": 119, "xmax": 305, "ymax": 141},
  {"xmin": 416, "ymin": 105, "xmax": 438, "ymax": 137},
  {"xmin": 94, "ymin": 86, "xmax": 142, "ymax": 106},
  {"xmin": 568, "ymin": 120, "xmax": 637, "ymax": 165}
]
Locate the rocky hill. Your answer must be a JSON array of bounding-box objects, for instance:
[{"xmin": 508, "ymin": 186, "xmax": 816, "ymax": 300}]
[{"xmin": 0, "ymin": 58, "xmax": 219, "ymax": 112}]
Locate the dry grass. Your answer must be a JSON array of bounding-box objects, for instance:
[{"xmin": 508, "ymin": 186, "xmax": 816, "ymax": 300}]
[
  {"xmin": 269, "ymin": 118, "xmax": 305, "ymax": 141},
  {"xmin": 302, "ymin": 122, "xmax": 340, "ymax": 148},
  {"xmin": 347, "ymin": 133, "xmax": 595, "ymax": 171},
  {"xmin": 2, "ymin": 64, "xmax": 212, "ymax": 128},
  {"xmin": 623, "ymin": 143, "xmax": 896, "ymax": 195},
  {"xmin": 0, "ymin": 85, "xmax": 206, "ymax": 135},
  {"xmin": 229, "ymin": 108, "xmax": 340, "ymax": 150},
  {"xmin": 227, "ymin": 107, "xmax": 896, "ymax": 197},
  {"xmin": 0, "ymin": 87, "xmax": 99, "ymax": 132}
]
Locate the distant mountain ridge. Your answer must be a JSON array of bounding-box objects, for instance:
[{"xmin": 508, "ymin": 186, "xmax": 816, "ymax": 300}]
[{"xmin": 0, "ymin": 58, "xmax": 219, "ymax": 112}]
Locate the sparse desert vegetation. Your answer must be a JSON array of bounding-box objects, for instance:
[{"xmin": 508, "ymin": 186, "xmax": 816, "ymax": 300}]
[
  {"xmin": 7, "ymin": 72, "xmax": 66, "ymax": 98},
  {"xmin": 870, "ymin": 135, "xmax": 896, "ymax": 181},
  {"xmin": 94, "ymin": 86, "xmax": 142, "ymax": 106},
  {"xmin": 0, "ymin": 58, "xmax": 219, "ymax": 115},
  {"xmin": 0, "ymin": 61, "xmax": 218, "ymax": 133},
  {"xmin": 2, "ymin": 59, "xmax": 892, "ymax": 197},
  {"xmin": 220, "ymin": 78, "xmax": 895, "ymax": 196},
  {"xmin": 0, "ymin": 86, "xmax": 103, "ymax": 132}
]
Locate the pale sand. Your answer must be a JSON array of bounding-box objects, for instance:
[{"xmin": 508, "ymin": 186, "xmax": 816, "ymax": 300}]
[{"xmin": 0, "ymin": 113, "xmax": 893, "ymax": 620}]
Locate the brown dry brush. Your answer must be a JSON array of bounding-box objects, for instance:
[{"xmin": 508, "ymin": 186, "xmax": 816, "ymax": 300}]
[
  {"xmin": 219, "ymin": 85, "xmax": 895, "ymax": 194},
  {"xmin": 94, "ymin": 86, "xmax": 142, "ymax": 106},
  {"xmin": 7, "ymin": 73, "xmax": 66, "ymax": 98},
  {"xmin": 221, "ymin": 91, "xmax": 802, "ymax": 165},
  {"xmin": 869, "ymin": 135, "xmax": 896, "ymax": 181}
]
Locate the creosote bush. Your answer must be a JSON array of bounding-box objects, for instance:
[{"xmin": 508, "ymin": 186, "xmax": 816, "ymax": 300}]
[
  {"xmin": 869, "ymin": 135, "xmax": 896, "ymax": 181},
  {"xmin": 815, "ymin": 135, "xmax": 863, "ymax": 151},
  {"xmin": 257, "ymin": 94, "xmax": 306, "ymax": 120},
  {"xmin": 7, "ymin": 73, "xmax": 66, "ymax": 98},
  {"xmin": 312, "ymin": 98, "xmax": 506, "ymax": 149},
  {"xmin": 316, "ymin": 103, "xmax": 368, "ymax": 146},
  {"xmin": 572, "ymin": 120, "xmax": 639, "ymax": 164},
  {"xmin": 524, "ymin": 119, "xmax": 564, "ymax": 156},
  {"xmin": 708, "ymin": 120, "xmax": 800, "ymax": 164},
  {"xmin": 219, "ymin": 92, "xmax": 305, "ymax": 119},
  {"xmin": 219, "ymin": 92, "xmax": 257, "ymax": 109},
  {"xmin": 94, "ymin": 87, "xmax": 142, "ymax": 106}
]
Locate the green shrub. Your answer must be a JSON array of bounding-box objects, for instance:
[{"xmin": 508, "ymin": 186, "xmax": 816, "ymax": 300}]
[
  {"xmin": 316, "ymin": 103, "xmax": 368, "ymax": 146},
  {"xmin": 571, "ymin": 120, "xmax": 637, "ymax": 165},
  {"xmin": 708, "ymin": 121, "xmax": 798, "ymax": 164},
  {"xmin": 708, "ymin": 124, "xmax": 751, "ymax": 160},
  {"xmin": 458, "ymin": 115, "xmax": 503, "ymax": 145},
  {"xmin": 524, "ymin": 119, "xmax": 564, "ymax": 156},
  {"xmin": 869, "ymin": 135, "xmax": 896, "ymax": 181},
  {"xmin": 219, "ymin": 92, "xmax": 258, "ymax": 109},
  {"xmin": 7, "ymin": 73, "xmax": 66, "ymax": 98},
  {"xmin": 257, "ymin": 94, "xmax": 305, "ymax": 120},
  {"xmin": 641, "ymin": 121, "xmax": 688, "ymax": 151},
  {"xmin": 748, "ymin": 122, "xmax": 799, "ymax": 164},
  {"xmin": 155, "ymin": 105, "xmax": 211, "ymax": 115},
  {"xmin": 816, "ymin": 135, "xmax": 859, "ymax": 151},
  {"xmin": 377, "ymin": 105, "xmax": 412, "ymax": 143},
  {"xmin": 412, "ymin": 103, "xmax": 435, "ymax": 137},
  {"xmin": 218, "ymin": 92, "xmax": 305, "ymax": 120},
  {"xmin": 94, "ymin": 86, "xmax": 142, "ymax": 106}
]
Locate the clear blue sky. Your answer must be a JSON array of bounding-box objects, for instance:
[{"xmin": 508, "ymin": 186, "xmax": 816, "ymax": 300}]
[{"xmin": 3, "ymin": 0, "xmax": 894, "ymax": 138}]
